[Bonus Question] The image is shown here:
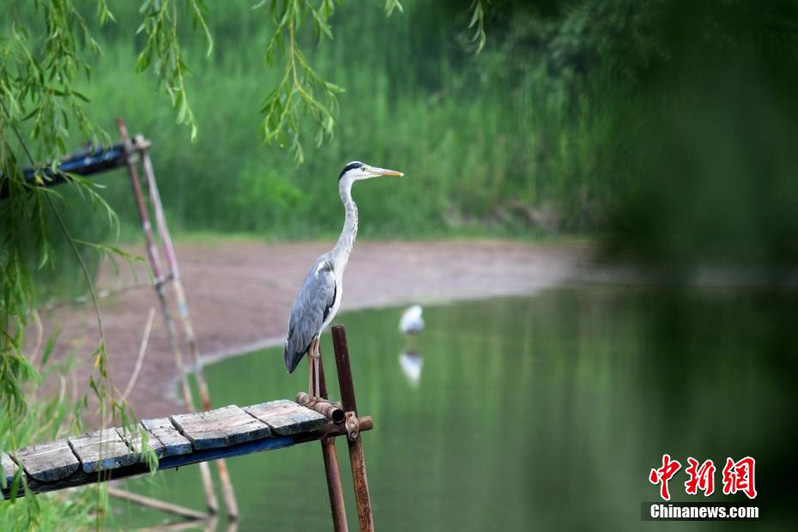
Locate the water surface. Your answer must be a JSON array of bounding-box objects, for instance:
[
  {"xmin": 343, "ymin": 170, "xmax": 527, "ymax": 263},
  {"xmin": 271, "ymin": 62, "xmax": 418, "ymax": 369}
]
[{"xmin": 116, "ymin": 286, "xmax": 796, "ymax": 530}]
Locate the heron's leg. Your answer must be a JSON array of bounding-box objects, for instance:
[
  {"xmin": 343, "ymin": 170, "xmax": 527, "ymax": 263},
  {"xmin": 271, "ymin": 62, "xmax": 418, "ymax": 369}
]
[
  {"xmin": 314, "ymin": 340, "xmax": 321, "ymax": 400},
  {"xmin": 308, "ymin": 338, "xmax": 316, "ymax": 398}
]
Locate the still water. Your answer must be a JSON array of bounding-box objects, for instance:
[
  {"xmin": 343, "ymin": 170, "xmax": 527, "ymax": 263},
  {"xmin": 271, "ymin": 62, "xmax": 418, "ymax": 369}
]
[{"xmin": 116, "ymin": 286, "xmax": 795, "ymax": 531}]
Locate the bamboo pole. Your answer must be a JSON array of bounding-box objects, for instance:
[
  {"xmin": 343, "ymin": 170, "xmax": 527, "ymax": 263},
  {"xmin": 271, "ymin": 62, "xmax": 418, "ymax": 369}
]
[
  {"xmin": 116, "ymin": 119, "xmax": 219, "ymax": 516},
  {"xmin": 134, "ymin": 134, "xmax": 238, "ymax": 520},
  {"xmin": 107, "ymin": 487, "xmax": 207, "ymax": 521},
  {"xmin": 331, "ymin": 326, "xmax": 374, "ymax": 532}
]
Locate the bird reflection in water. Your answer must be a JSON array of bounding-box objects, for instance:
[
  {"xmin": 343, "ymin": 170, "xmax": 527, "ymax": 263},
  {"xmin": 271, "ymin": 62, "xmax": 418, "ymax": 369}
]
[{"xmin": 399, "ymin": 351, "xmax": 423, "ymax": 386}]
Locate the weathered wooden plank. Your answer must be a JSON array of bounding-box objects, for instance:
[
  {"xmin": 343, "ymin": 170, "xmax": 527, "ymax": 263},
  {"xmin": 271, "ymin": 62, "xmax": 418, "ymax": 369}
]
[
  {"xmin": 2, "ymin": 398, "xmax": 358, "ymax": 499},
  {"xmin": 2, "ymin": 454, "xmax": 17, "ymax": 485},
  {"xmin": 69, "ymin": 429, "xmax": 140, "ymax": 474},
  {"xmin": 7, "ymin": 434, "xmax": 296, "ymax": 498},
  {"xmin": 141, "ymin": 418, "xmax": 193, "ymax": 457},
  {"xmin": 13, "ymin": 440, "xmax": 80, "ymax": 482},
  {"xmin": 158, "ymin": 434, "xmax": 295, "ymax": 471},
  {"xmin": 2, "ymin": 454, "xmax": 18, "ymax": 498},
  {"xmin": 171, "ymin": 405, "xmax": 272, "ymax": 450},
  {"xmin": 244, "ymin": 400, "xmax": 327, "ymax": 436},
  {"xmin": 116, "ymin": 425, "xmax": 166, "ymax": 459}
]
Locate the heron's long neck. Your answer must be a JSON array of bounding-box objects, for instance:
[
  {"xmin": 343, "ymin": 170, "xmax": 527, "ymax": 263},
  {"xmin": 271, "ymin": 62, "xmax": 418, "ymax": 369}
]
[{"xmin": 330, "ymin": 178, "xmax": 358, "ymax": 271}]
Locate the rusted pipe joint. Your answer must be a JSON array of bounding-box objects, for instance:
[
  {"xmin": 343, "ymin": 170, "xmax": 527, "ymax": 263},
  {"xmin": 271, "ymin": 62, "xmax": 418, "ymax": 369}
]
[
  {"xmin": 344, "ymin": 411, "xmax": 360, "ymax": 442},
  {"xmin": 296, "ymin": 393, "xmax": 345, "ymax": 424}
]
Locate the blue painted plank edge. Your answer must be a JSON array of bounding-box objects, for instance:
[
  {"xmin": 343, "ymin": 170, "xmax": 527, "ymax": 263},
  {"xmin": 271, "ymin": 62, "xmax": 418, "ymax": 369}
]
[{"xmin": 158, "ymin": 435, "xmax": 296, "ymax": 471}]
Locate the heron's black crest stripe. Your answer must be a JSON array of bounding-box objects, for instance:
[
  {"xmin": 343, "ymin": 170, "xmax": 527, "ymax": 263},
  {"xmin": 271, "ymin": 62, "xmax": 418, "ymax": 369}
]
[{"xmin": 338, "ymin": 161, "xmax": 364, "ymax": 180}]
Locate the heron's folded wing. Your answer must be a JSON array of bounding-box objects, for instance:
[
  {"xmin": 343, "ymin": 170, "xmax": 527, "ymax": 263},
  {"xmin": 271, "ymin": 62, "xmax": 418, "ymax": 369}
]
[{"xmin": 284, "ymin": 260, "xmax": 336, "ymax": 373}]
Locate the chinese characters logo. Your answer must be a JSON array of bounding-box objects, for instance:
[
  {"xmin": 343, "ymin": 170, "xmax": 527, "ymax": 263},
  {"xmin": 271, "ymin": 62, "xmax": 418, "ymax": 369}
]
[{"xmin": 649, "ymin": 455, "xmax": 756, "ymax": 500}]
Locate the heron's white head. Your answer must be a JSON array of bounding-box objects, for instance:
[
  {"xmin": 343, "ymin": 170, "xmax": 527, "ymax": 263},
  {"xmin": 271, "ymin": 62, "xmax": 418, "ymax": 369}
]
[{"xmin": 338, "ymin": 161, "xmax": 404, "ymax": 184}]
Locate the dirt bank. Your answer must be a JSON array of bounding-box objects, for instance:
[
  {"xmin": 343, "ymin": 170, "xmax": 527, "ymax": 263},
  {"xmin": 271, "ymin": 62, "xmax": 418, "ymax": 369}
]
[{"xmin": 41, "ymin": 239, "xmax": 595, "ymax": 419}]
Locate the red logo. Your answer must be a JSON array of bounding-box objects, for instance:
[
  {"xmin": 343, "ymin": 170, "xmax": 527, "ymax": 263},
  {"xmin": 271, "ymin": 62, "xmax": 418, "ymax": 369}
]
[
  {"xmin": 685, "ymin": 457, "xmax": 716, "ymax": 496},
  {"xmin": 722, "ymin": 457, "xmax": 757, "ymax": 499},
  {"xmin": 650, "ymin": 455, "xmax": 756, "ymax": 500},
  {"xmin": 649, "ymin": 454, "xmax": 682, "ymax": 501}
]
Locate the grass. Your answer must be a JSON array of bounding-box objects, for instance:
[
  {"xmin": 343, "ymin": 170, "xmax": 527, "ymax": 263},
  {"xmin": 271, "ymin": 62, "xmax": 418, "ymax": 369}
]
[{"xmin": 58, "ymin": 2, "xmax": 601, "ymax": 244}]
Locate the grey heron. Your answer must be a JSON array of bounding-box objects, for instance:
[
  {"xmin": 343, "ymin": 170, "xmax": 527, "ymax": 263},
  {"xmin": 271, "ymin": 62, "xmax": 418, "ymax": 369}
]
[
  {"xmin": 284, "ymin": 161, "xmax": 404, "ymax": 398},
  {"xmin": 399, "ymin": 304, "xmax": 424, "ymax": 335}
]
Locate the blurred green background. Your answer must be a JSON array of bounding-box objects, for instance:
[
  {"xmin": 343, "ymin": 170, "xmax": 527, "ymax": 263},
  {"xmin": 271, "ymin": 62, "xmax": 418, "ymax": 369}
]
[{"xmin": 6, "ymin": 0, "xmax": 797, "ymax": 267}]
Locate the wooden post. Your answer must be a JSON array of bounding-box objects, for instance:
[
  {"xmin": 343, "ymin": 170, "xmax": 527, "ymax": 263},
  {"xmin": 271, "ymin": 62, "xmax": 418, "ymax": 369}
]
[
  {"xmin": 134, "ymin": 135, "xmax": 239, "ymax": 520},
  {"xmin": 116, "ymin": 120, "xmax": 219, "ymax": 516},
  {"xmin": 317, "ymin": 355, "xmax": 349, "ymax": 532},
  {"xmin": 332, "ymin": 326, "xmax": 374, "ymax": 532}
]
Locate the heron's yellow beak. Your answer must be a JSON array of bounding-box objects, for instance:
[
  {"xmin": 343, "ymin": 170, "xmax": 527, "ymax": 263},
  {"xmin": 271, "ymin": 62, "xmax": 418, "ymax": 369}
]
[{"xmin": 371, "ymin": 167, "xmax": 404, "ymax": 177}]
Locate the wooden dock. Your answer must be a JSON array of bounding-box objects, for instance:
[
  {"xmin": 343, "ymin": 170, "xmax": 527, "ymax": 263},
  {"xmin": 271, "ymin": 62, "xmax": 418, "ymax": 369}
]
[
  {"xmin": 1, "ymin": 399, "xmax": 363, "ymax": 499},
  {"xmin": 2, "ymin": 326, "xmax": 375, "ymax": 532}
]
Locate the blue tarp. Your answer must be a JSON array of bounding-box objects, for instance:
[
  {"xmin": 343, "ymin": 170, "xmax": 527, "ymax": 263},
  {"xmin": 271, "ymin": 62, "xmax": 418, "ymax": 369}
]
[{"xmin": 1, "ymin": 143, "xmax": 127, "ymax": 198}]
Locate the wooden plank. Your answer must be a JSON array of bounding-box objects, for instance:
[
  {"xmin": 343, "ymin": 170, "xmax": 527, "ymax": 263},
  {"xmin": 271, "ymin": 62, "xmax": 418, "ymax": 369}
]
[
  {"xmin": 171, "ymin": 405, "xmax": 272, "ymax": 450},
  {"xmin": 2, "ymin": 453, "xmax": 18, "ymax": 498},
  {"xmin": 158, "ymin": 435, "xmax": 295, "ymax": 471},
  {"xmin": 1, "ymin": 398, "xmax": 360, "ymax": 499},
  {"xmin": 69, "ymin": 429, "xmax": 140, "ymax": 474},
  {"xmin": 2, "ymin": 454, "xmax": 17, "ymax": 486},
  {"xmin": 13, "ymin": 440, "xmax": 80, "ymax": 482},
  {"xmin": 244, "ymin": 400, "xmax": 327, "ymax": 436},
  {"xmin": 141, "ymin": 418, "xmax": 193, "ymax": 457},
  {"xmin": 116, "ymin": 426, "xmax": 166, "ymax": 459}
]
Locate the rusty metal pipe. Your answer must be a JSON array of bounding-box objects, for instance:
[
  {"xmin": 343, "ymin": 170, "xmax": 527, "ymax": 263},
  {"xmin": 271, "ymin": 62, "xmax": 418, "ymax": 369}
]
[
  {"xmin": 306, "ymin": 416, "xmax": 373, "ymax": 440},
  {"xmin": 321, "ymin": 438, "xmax": 348, "ymax": 532},
  {"xmin": 332, "ymin": 326, "xmax": 374, "ymax": 532},
  {"xmin": 296, "ymin": 393, "xmax": 345, "ymax": 424},
  {"xmin": 315, "ymin": 350, "xmax": 349, "ymax": 531},
  {"xmin": 347, "ymin": 438, "xmax": 372, "ymax": 531},
  {"xmin": 332, "ymin": 327, "xmax": 358, "ymax": 415}
]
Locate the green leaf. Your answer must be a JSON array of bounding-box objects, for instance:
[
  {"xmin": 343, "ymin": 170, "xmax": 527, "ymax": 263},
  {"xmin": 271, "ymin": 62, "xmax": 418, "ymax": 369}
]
[
  {"xmin": 41, "ymin": 328, "xmax": 61, "ymax": 367},
  {"xmin": 70, "ymin": 90, "xmax": 90, "ymax": 102},
  {"xmin": 136, "ymin": 50, "xmax": 152, "ymax": 72}
]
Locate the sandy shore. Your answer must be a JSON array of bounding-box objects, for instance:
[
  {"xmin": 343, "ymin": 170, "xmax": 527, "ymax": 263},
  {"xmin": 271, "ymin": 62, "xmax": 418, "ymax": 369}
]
[{"xmin": 40, "ymin": 239, "xmax": 595, "ymax": 419}]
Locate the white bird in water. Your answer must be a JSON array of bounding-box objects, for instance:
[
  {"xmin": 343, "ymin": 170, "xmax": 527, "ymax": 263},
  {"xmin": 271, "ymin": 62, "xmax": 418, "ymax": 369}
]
[
  {"xmin": 399, "ymin": 304, "xmax": 424, "ymax": 335},
  {"xmin": 284, "ymin": 161, "xmax": 404, "ymax": 398}
]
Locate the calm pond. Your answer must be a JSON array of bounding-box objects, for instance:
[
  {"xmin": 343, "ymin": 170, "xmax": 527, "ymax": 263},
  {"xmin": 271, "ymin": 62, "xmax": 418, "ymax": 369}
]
[{"xmin": 115, "ymin": 286, "xmax": 794, "ymax": 531}]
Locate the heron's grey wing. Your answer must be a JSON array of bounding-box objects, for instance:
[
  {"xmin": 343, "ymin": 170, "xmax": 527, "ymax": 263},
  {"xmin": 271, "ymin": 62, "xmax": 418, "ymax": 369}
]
[{"xmin": 284, "ymin": 259, "xmax": 337, "ymax": 373}]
